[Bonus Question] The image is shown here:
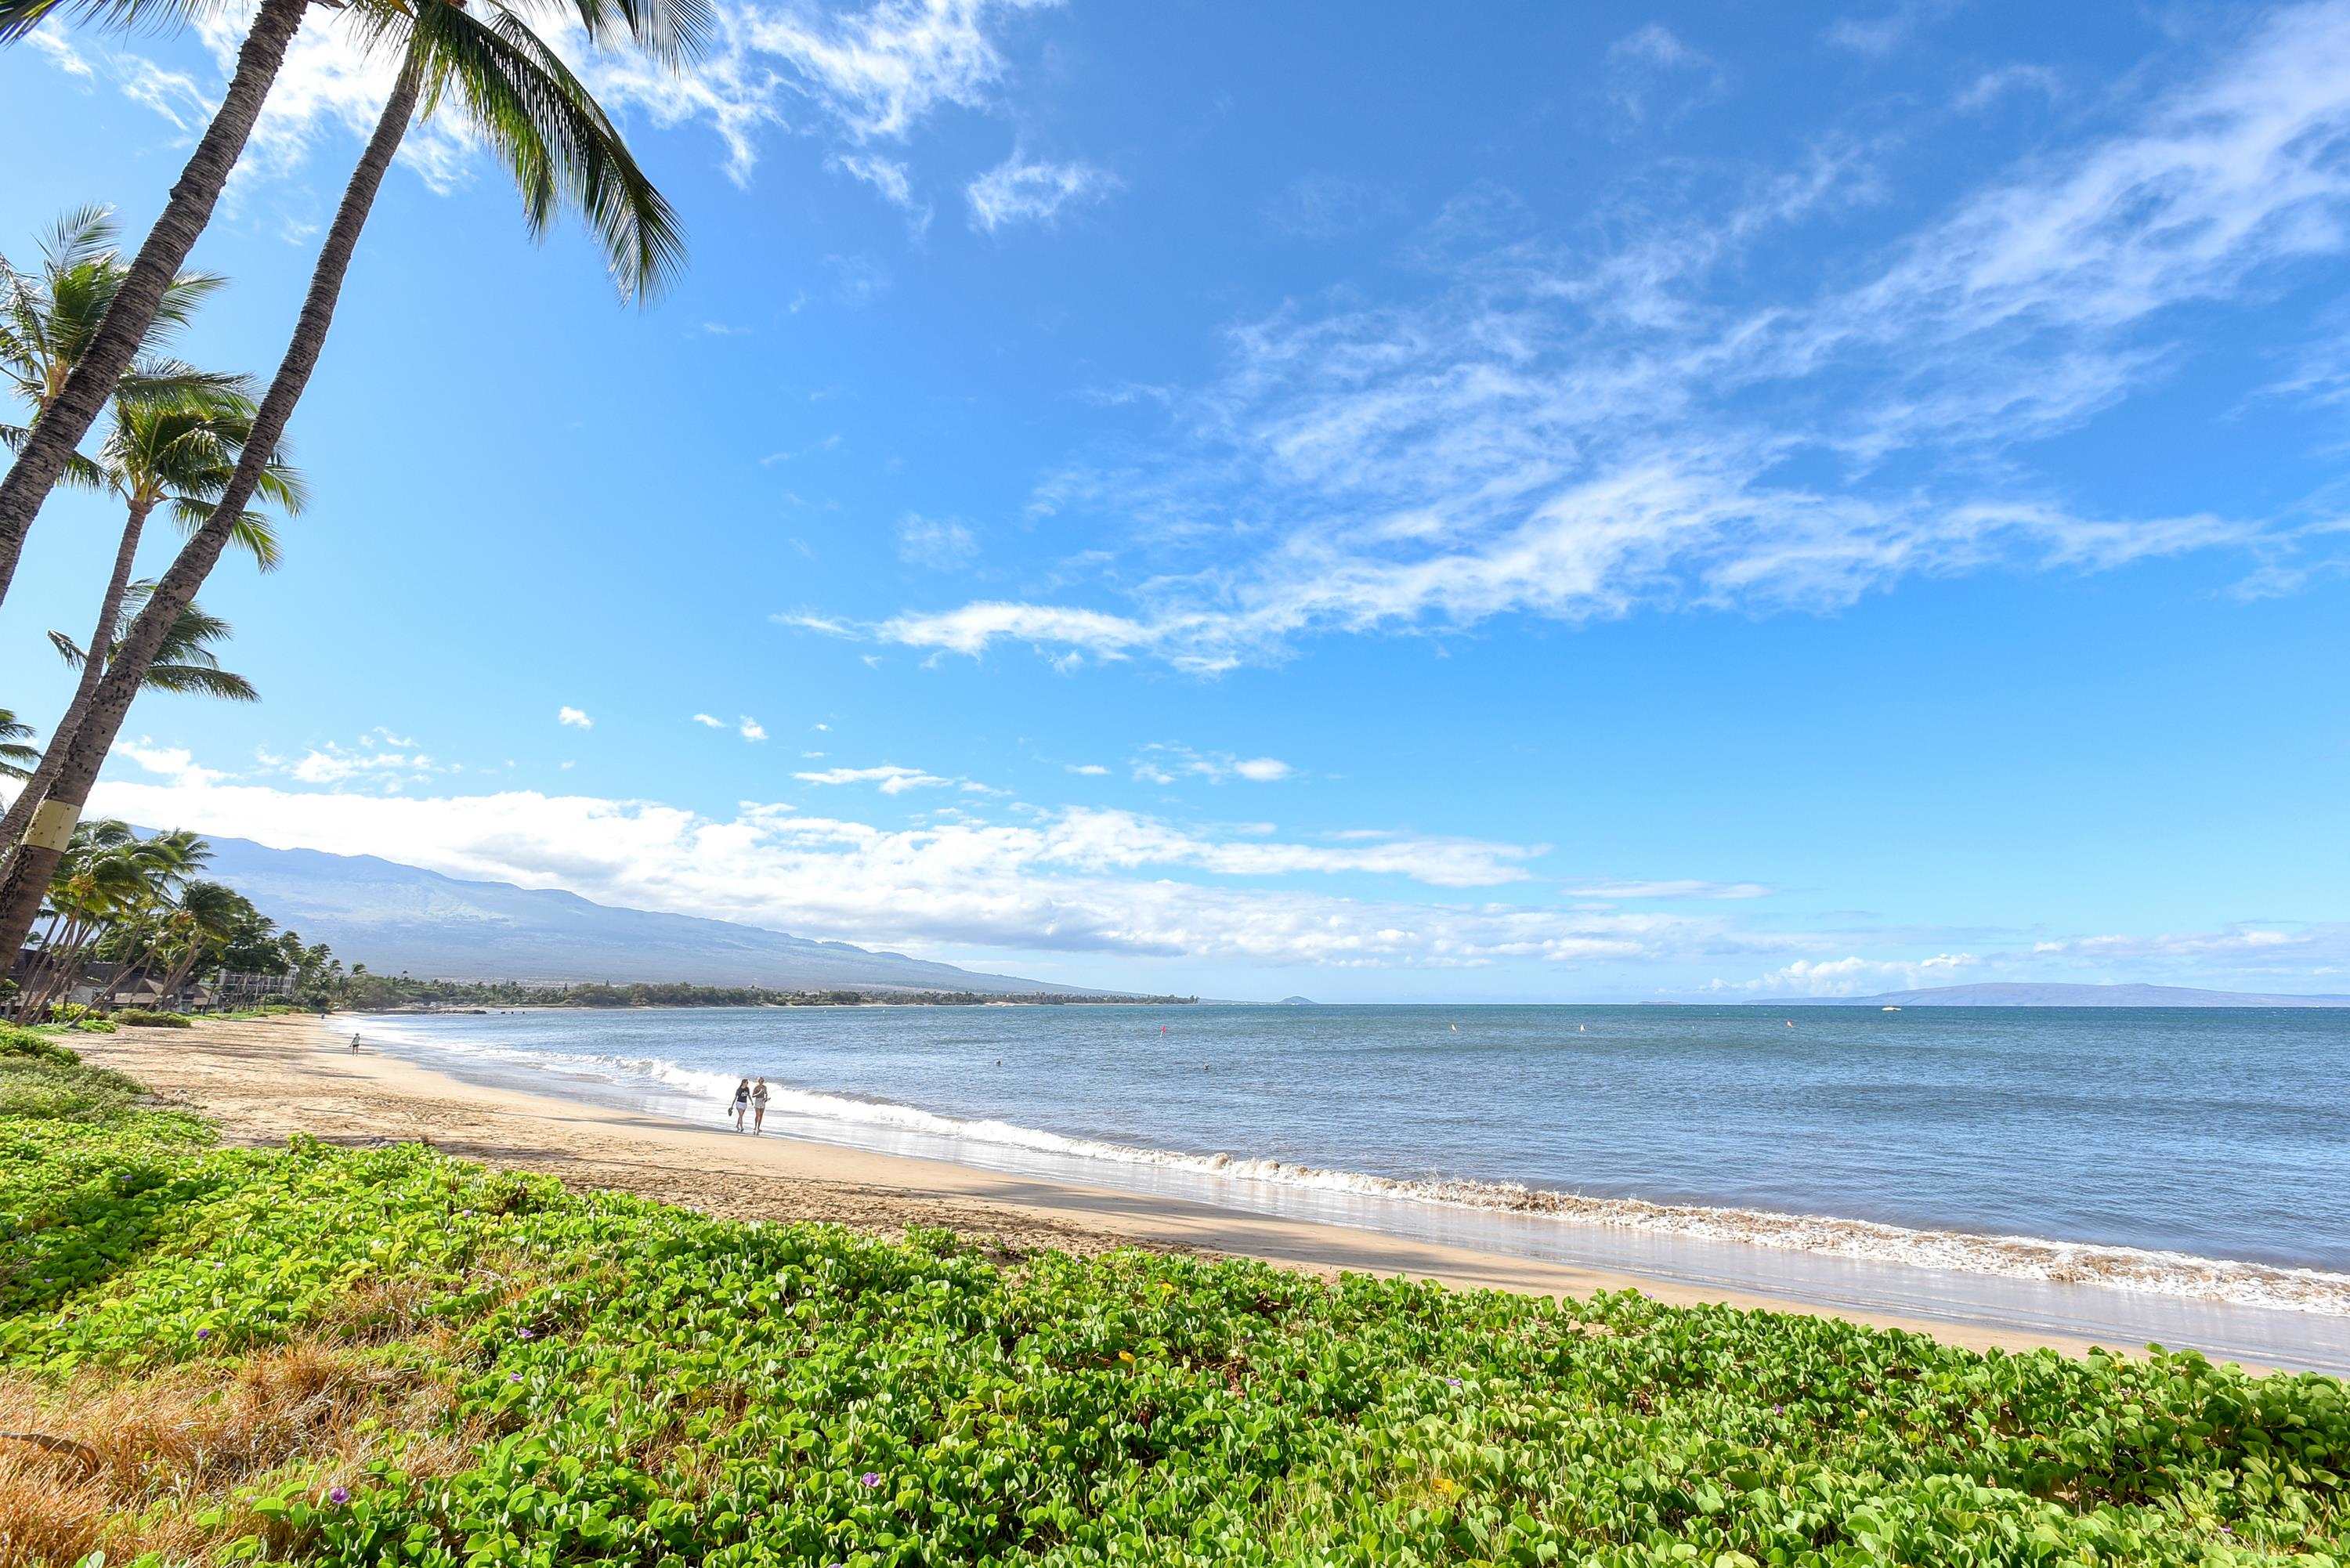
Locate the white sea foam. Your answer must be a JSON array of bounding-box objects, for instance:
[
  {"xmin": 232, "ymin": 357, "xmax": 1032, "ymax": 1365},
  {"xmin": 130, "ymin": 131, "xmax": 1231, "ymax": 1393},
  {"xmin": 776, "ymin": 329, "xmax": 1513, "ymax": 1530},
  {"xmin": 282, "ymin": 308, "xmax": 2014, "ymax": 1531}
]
[{"xmin": 358, "ymin": 1020, "xmax": 2350, "ymax": 1319}]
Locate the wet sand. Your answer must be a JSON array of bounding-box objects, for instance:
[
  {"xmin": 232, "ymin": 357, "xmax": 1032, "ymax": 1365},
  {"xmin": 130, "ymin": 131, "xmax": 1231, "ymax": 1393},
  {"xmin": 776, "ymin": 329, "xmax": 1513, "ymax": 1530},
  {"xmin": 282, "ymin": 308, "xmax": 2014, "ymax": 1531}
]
[{"xmin": 63, "ymin": 1014, "xmax": 2153, "ymax": 1362}]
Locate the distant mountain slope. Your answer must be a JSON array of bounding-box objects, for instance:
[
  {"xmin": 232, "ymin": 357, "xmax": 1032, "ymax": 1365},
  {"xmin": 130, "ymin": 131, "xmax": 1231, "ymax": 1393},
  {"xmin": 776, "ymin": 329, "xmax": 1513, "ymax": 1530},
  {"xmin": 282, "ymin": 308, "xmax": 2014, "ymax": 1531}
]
[
  {"xmin": 197, "ymin": 836, "xmax": 1101, "ymax": 995},
  {"xmin": 1787, "ymin": 982, "xmax": 2350, "ymax": 1008}
]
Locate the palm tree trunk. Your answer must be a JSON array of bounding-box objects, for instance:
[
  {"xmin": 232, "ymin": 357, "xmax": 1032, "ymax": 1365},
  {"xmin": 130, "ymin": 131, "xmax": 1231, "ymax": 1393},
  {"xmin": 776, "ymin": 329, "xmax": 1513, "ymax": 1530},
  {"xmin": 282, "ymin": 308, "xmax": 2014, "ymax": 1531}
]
[
  {"xmin": 0, "ymin": 498, "xmax": 154, "ymax": 883},
  {"xmin": 0, "ymin": 60, "xmax": 420, "ymax": 967},
  {"xmin": 0, "ymin": 0, "xmax": 313, "ymax": 609}
]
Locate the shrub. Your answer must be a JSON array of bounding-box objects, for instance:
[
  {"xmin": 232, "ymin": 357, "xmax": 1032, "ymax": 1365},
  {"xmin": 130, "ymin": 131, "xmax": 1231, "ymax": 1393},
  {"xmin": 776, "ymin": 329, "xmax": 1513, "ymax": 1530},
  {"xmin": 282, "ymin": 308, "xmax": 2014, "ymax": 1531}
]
[
  {"xmin": 71, "ymin": 1017, "xmax": 118, "ymax": 1034},
  {"xmin": 0, "ymin": 1110, "xmax": 2341, "ymax": 1566},
  {"xmin": 0, "ymin": 1023, "xmax": 78, "ymax": 1064},
  {"xmin": 111, "ymin": 1008, "xmax": 193, "ymax": 1028}
]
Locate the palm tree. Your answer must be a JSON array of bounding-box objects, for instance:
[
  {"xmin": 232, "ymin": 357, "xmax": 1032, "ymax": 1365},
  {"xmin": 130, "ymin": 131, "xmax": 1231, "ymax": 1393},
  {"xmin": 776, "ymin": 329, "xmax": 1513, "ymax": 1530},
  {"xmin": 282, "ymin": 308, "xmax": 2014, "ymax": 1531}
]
[
  {"xmin": 0, "ymin": 388, "xmax": 298, "ymax": 880},
  {"xmin": 1, "ymin": 206, "xmax": 233, "ymax": 439},
  {"xmin": 0, "ymin": 0, "xmax": 696, "ymax": 959},
  {"xmin": 50, "ymin": 591, "xmax": 263, "ymax": 706},
  {"xmin": 0, "ymin": 594, "xmax": 256, "ymax": 927},
  {"xmin": 13, "ymin": 819, "xmax": 208, "ymax": 1020},
  {"xmin": 0, "ymin": 0, "xmax": 704, "ymax": 605},
  {"xmin": 0, "ymin": 710, "xmax": 34, "ymax": 780}
]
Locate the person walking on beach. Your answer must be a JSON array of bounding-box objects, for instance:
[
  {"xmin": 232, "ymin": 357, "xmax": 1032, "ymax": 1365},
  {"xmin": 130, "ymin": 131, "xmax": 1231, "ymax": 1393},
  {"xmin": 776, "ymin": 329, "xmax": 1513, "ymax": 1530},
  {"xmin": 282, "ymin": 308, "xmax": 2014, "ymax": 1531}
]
[
  {"xmin": 751, "ymin": 1077, "xmax": 771, "ymax": 1135},
  {"xmin": 730, "ymin": 1078, "xmax": 751, "ymax": 1132},
  {"xmin": 349, "ymin": 1032, "xmax": 361, "ymax": 1053}
]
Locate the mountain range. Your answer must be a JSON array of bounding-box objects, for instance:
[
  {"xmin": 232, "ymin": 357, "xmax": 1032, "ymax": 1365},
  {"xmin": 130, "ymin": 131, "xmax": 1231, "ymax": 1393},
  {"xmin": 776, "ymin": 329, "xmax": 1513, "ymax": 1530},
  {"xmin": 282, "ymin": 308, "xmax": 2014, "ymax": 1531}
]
[{"xmin": 196, "ymin": 836, "xmax": 1099, "ymax": 995}]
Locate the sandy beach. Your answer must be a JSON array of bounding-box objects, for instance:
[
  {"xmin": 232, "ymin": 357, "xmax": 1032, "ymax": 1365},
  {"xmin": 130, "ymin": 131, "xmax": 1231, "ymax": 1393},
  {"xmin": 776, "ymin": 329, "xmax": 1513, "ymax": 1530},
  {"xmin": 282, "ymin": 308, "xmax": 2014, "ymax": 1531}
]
[{"xmin": 64, "ymin": 1013, "xmax": 2146, "ymax": 1362}]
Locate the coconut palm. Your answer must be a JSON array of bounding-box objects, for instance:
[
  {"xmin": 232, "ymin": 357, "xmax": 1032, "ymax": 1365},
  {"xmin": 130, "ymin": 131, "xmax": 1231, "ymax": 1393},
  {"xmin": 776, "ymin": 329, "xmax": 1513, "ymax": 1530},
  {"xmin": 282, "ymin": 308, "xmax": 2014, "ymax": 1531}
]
[
  {"xmin": 49, "ymin": 591, "xmax": 262, "ymax": 706},
  {"xmin": 13, "ymin": 819, "xmax": 208, "ymax": 1020},
  {"xmin": 0, "ymin": 388, "xmax": 298, "ymax": 880},
  {"xmin": 0, "ymin": 0, "xmax": 704, "ymax": 605},
  {"xmin": 0, "ymin": 206, "xmax": 234, "ymax": 436},
  {"xmin": 0, "ymin": 0, "xmax": 696, "ymax": 957},
  {"xmin": 0, "ymin": 710, "xmax": 34, "ymax": 781}
]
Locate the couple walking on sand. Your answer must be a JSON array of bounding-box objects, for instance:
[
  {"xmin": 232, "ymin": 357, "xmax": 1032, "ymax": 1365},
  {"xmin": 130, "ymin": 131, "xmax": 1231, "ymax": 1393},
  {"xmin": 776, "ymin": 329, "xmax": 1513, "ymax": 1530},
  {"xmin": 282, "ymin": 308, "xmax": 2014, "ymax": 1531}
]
[{"xmin": 730, "ymin": 1076, "xmax": 770, "ymax": 1134}]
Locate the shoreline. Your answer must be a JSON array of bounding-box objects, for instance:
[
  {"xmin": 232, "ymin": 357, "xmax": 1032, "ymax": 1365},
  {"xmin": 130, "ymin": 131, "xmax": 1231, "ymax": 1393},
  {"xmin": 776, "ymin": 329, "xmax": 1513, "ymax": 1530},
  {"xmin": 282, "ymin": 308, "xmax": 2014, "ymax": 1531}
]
[{"xmin": 75, "ymin": 1017, "xmax": 2334, "ymax": 1374}]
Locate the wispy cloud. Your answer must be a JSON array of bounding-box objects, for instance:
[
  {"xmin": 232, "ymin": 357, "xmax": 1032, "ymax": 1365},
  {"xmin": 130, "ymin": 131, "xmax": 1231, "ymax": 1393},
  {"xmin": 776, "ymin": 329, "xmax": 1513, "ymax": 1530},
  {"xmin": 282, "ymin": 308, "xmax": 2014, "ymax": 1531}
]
[
  {"xmin": 794, "ymin": 764, "xmax": 960, "ymax": 794},
  {"xmin": 1603, "ymin": 23, "xmax": 1725, "ymax": 125},
  {"xmin": 557, "ymin": 706, "xmax": 594, "ymax": 730},
  {"xmin": 894, "ymin": 512, "xmax": 980, "ymax": 569},
  {"xmin": 966, "ymin": 152, "xmax": 1117, "ymax": 232},
  {"xmin": 805, "ymin": 4, "xmax": 2350, "ymax": 672},
  {"xmin": 1129, "ymin": 744, "xmax": 1296, "ymax": 785}
]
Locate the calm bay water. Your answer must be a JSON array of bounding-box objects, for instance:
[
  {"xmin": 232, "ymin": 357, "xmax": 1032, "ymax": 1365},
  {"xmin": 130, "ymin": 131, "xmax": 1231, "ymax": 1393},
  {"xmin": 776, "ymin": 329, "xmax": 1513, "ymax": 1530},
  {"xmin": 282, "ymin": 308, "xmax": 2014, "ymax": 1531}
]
[{"xmin": 358, "ymin": 1003, "xmax": 2349, "ymax": 1268}]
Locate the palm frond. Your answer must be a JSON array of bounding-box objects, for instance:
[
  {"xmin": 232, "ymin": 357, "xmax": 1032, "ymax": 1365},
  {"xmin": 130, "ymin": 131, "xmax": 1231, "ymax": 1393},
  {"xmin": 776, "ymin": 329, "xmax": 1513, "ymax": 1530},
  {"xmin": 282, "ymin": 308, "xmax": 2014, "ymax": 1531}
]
[
  {"xmin": 0, "ymin": 422, "xmax": 107, "ymax": 490},
  {"xmin": 48, "ymin": 627, "xmax": 86, "ymax": 667},
  {"xmin": 170, "ymin": 499, "xmax": 283, "ymax": 569},
  {"xmin": 515, "ymin": 0, "xmax": 710, "ymax": 70},
  {"xmin": 410, "ymin": 0, "xmax": 685, "ymax": 302},
  {"xmin": 116, "ymin": 356, "xmax": 253, "ymax": 410},
  {"xmin": 139, "ymin": 662, "xmax": 260, "ymax": 701},
  {"xmin": 0, "ymin": 0, "xmax": 218, "ymax": 42},
  {"xmin": 37, "ymin": 205, "xmax": 116, "ymax": 275}
]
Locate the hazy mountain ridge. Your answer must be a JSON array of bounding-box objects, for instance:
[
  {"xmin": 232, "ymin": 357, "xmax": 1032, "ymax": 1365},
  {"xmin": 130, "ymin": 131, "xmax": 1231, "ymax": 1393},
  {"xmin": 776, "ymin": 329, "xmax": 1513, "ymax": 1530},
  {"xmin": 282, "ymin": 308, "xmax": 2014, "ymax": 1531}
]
[
  {"xmin": 1782, "ymin": 982, "xmax": 2350, "ymax": 1008},
  {"xmin": 195, "ymin": 836, "xmax": 1103, "ymax": 995}
]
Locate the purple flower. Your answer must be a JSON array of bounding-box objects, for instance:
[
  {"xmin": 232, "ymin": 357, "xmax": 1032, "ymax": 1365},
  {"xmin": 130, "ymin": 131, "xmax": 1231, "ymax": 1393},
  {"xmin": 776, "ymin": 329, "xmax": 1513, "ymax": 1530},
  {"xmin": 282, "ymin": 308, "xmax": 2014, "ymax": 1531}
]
[
  {"xmin": 508, "ymin": 1373, "xmax": 522, "ymax": 1383},
  {"xmin": 860, "ymin": 1471, "xmax": 882, "ymax": 1489},
  {"xmin": 195, "ymin": 1327, "xmax": 211, "ymax": 1339},
  {"xmin": 328, "ymin": 1485, "xmax": 351, "ymax": 1505},
  {"xmin": 1444, "ymin": 1377, "xmax": 1462, "ymax": 1387},
  {"xmin": 518, "ymin": 1326, "xmax": 536, "ymax": 1340}
]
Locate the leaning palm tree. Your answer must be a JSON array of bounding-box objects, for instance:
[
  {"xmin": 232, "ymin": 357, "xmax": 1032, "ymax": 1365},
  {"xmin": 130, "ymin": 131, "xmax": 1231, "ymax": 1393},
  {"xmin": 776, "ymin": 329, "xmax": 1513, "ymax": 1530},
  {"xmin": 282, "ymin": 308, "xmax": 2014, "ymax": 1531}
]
[
  {"xmin": 0, "ymin": 388, "xmax": 298, "ymax": 880},
  {"xmin": 0, "ymin": 0, "xmax": 704, "ymax": 605},
  {"xmin": 0, "ymin": 594, "xmax": 258, "ymax": 900},
  {"xmin": 13, "ymin": 819, "xmax": 208, "ymax": 1021},
  {"xmin": 0, "ymin": 0, "xmax": 695, "ymax": 958}
]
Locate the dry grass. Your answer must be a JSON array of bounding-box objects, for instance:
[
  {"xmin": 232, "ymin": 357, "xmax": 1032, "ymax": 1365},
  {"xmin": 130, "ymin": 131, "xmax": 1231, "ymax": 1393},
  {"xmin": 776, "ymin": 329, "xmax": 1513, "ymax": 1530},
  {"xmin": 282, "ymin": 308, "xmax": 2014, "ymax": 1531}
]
[{"xmin": 0, "ymin": 1339, "xmax": 474, "ymax": 1566}]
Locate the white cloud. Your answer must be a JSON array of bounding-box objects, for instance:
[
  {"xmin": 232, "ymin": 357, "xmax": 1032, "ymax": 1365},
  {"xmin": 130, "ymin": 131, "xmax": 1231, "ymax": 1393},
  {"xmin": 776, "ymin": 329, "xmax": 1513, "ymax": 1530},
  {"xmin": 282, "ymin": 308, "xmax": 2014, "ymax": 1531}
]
[
  {"xmin": 79, "ymin": 749, "xmax": 2350, "ymax": 986},
  {"xmin": 1129, "ymin": 744, "xmax": 1296, "ymax": 785},
  {"xmin": 1603, "ymin": 23, "xmax": 1724, "ymax": 125},
  {"xmin": 85, "ymin": 761, "xmax": 1703, "ymax": 968},
  {"xmin": 1956, "ymin": 63, "xmax": 2062, "ymax": 112},
  {"xmin": 558, "ymin": 706, "xmax": 594, "ymax": 729},
  {"xmin": 818, "ymin": 4, "xmax": 2350, "ymax": 671},
  {"xmin": 1065, "ymin": 763, "xmax": 1111, "ymax": 775},
  {"xmin": 75, "ymin": 0, "xmax": 1064, "ymax": 199},
  {"xmin": 1567, "ymin": 879, "xmax": 1773, "ymax": 900},
  {"xmin": 794, "ymin": 764, "xmax": 957, "ymax": 794},
  {"xmin": 26, "ymin": 27, "xmax": 93, "ymax": 78},
  {"xmin": 737, "ymin": 716, "xmax": 768, "ymax": 742},
  {"xmin": 965, "ymin": 152, "xmax": 1117, "ymax": 232},
  {"xmin": 118, "ymin": 739, "xmax": 230, "ymax": 789},
  {"xmin": 894, "ymin": 512, "xmax": 981, "ymax": 569},
  {"xmin": 1710, "ymin": 952, "xmax": 1977, "ymax": 996},
  {"xmin": 1821, "ymin": 0, "xmax": 1958, "ymax": 58},
  {"xmin": 831, "ymin": 152, "xmax": 933, "ymax": 230},
  {"xmin": 691, "ymin": 714, "xmax": 725, "ymax": 728}
]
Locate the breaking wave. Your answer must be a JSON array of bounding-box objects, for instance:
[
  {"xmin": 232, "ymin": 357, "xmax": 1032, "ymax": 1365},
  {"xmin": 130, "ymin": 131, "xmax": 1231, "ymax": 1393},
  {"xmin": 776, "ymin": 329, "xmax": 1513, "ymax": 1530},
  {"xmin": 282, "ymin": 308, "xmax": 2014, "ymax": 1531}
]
[{"xmin": 357, "ymin": 1020, "xmax": 2350, "ymax": 1318}]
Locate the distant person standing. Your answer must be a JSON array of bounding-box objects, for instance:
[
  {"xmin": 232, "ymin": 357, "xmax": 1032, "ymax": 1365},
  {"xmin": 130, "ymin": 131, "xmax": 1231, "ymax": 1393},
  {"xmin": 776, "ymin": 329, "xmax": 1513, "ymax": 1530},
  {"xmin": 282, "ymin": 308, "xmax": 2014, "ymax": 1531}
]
[
  {"xmin": 751, "ymin": 1077, "xmax": 771, "ymax": 1135},
  {"xmin": 730, "ymin": 1078, "xmax": 752, "ymax": 1132},
  {"xmin": 349, "ymin": 1032, "xmax": 361, "ymax": 1053}
]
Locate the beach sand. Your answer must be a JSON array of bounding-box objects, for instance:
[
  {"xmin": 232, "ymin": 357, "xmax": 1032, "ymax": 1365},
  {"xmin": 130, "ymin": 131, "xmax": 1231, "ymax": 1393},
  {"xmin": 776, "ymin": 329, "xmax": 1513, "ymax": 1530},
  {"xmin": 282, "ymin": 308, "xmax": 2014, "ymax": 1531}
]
[{"xmin": 64, "ymin": 1014, "xmax": 2131, "ymax": 1362}]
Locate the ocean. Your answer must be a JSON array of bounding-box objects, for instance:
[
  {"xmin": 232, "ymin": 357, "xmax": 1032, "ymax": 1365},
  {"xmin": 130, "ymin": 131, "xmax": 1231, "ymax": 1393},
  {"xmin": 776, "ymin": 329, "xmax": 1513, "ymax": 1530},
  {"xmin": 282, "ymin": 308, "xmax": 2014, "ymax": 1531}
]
[{"xmin": 351, "ymin": 1003, "xmax": 2350, "ymax": 1373}]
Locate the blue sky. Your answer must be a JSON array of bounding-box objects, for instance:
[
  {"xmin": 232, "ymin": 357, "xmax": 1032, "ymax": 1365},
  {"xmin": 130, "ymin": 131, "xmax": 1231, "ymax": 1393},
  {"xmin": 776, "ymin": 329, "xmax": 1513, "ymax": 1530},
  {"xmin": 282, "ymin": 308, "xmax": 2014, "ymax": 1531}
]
[{"xmin": 5, "ymin": 0, "xmax": 2348, "ymax": 1000}]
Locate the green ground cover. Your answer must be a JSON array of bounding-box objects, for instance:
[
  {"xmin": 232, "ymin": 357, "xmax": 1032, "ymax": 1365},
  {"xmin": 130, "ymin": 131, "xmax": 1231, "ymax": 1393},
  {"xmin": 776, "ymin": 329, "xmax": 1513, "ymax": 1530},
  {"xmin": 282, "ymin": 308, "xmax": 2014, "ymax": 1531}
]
[{"xmin": 0, "ymin": 1046, "xmax": 2341, "ymax": 1566}]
